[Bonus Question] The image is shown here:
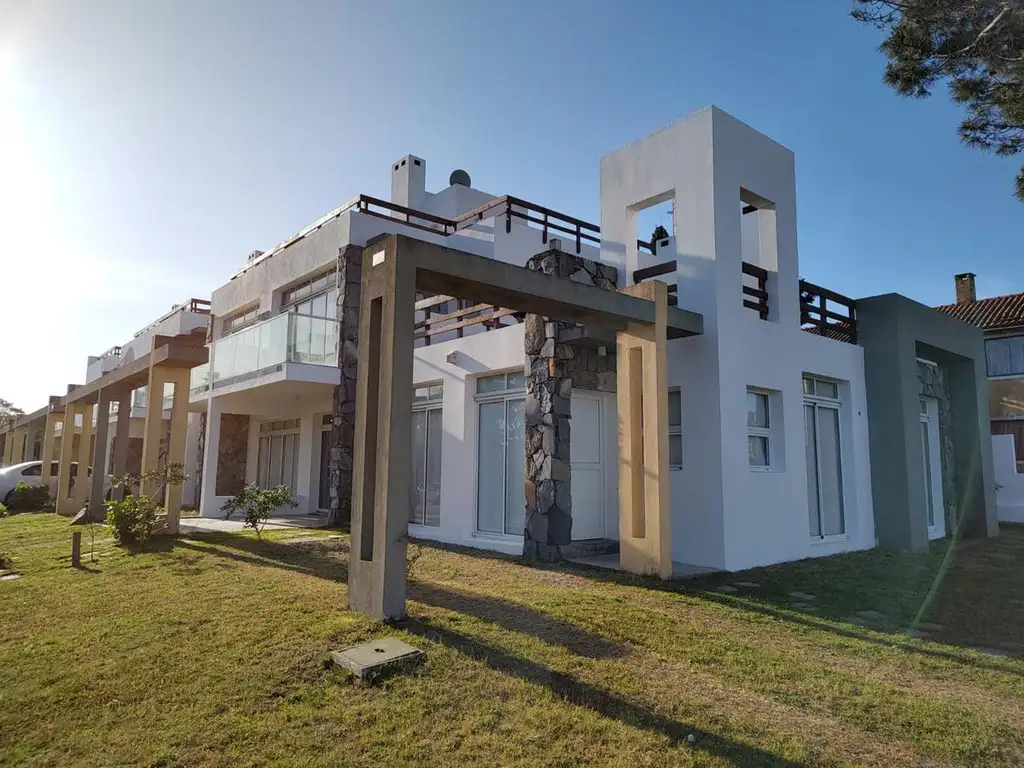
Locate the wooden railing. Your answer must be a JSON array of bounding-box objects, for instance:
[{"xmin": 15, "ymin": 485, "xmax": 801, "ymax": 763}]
[
  {"xmin": 356, "ymin": 195, "xmax": 458, "ymax": 236},
  {"xmin": 632, "ymin": 260, "xmax": 678, "ymax": 307},
  {"xmin": 800, "ymin": 279, "xmax": 857, "ymax": 343},
  {"xmin": 742, "ymin": 262, "xmax": 769, "ymax": 320},
  {"xmin": 413, "ymin": 293, "xmax": 522, "ymax": 345}
]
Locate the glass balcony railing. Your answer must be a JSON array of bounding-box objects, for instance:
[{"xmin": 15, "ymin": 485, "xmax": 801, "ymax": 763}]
[
  {"xmin": 190, "ymin": 362, "xmax": 211, "ymax": 395},
  {"xmin": 209, "ymin": 312, "xmax": 339, "ymax": 390}
]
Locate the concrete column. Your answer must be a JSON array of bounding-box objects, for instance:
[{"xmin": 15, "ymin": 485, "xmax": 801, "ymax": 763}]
[
  {"xmin": 110, "ymin": 391, "xmax": 131, "ymax": 501},
  {"xmin": 616, "ymin": 281, "xmax": 672, "ymax": 579},
  {"xmin": 88, "ymin": 389, "xmax": 113, "ymax": 520},
  {"xmin": 140, "ymin": 367, "xmax": 168, "ymax": 498},
  {"xmin": 39, "ymin": 411, "xmax": 58, "ymax": 494},
  {"xmin": 523, "ymin": 313, "xmax": 573, "ymax": 561},
  {"xmin": 2, "ymin": 430, "xmax": 12, "ymax": 466},
  {"xmin": 329, "ymin": 244, "xmax": 362, "ymax": 527},
  {"xmin": 349, "ymin": 235, "xmax": 414, "ymax": 620},
  {"xmin": 199, "ymin": 396, "xmax": 223, "ymax": 516},
  {"xmin": 163, "ymin": 369, "xmax": 191, "ymax": 533},
  {"xmin": 949, "ymin": 357, "xmax": 1000, "ymax": 539},
  {"xmin": 13, "ymin": 427, "xmax": 26, "ymax": 464},
  {"xmin": 72, "ymin": 402, "xmax": 94, "ymax": 511},
  {"xmin": 55, "ymin": 407, "xmax": 77, "ymax": 515}
]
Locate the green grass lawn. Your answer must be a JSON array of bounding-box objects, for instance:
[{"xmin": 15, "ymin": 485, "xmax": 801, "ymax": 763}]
[{"xmin": 1, "ymin": 513, "xmax": 1023, "ymax": 767}]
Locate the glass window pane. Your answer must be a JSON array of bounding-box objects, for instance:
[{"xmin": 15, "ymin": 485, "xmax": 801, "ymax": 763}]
[
  {"xmin": 921, "ymin": 420, "xmax": 935, "ymax": 527},
  {"xmin": 919, "ymin": 398, "xmax": 928, "ymax": 415},
  {"xmin": 504, "ymin": 398, "xmax": 526, "ymax": 535},
  {"xmin": 477, "ymin": 375, "xmax": 506, "ymax": 394},
  {"xmin": 410, "ymin": 411, "xmax": 427, "ymax": 525},
  {"xmin": 477, "ymin": 402, "xmax": 506, "ymax": 533},
  {"xmin": 747, "ymin": 391, "xmax": 769, "ymax": 429},
  {"xmin": 269, "ymin": 435, "xmax": 284, "ymax": 487},
  {"xmin": 425, "ymin": 408, "xmax": 443, "ymax": 527},
  {"xmin": 312, "ymin": 293, "xmax": 328, "ymax": 318},
  {"xmin": 318, "ymin": 429, "xmax": 331, "ymax": 510},
  {"xmin": 506, "ymin": 371, "xmax": 526, "ymax": 390},
  {"xmin": 428, "ymin": 384, "xmax": 443, "ymax": 401},
  {"xmin": 669, "ymin": 435, "xmax": 683, "ymax": 468},
  {"xmin": 818, "ymin": 381, "xmax": 838, "ymax": 399},
  {"xmin": 257, "ymin": 436, "xmax": 270, "ymax": 489},
  {"xmin": 748, "ymin": 436, "xmax": 769, "ymax": 467},
  {"xmin": 802, "ymin": 378, "xmax": 814, "ymax": 396},
  {"xmin": 817, "ymin": 408, "xmax": 845, "ymax": 535},
  {"xmin": 668, "ymin": 390, "xmax": 681, "ymax": 428},
  {"xmin": 805, "ymin": 405, "xmax": 821, "ymax": 537},
  {"xmin": 413, "ymin": 387, "xmax": 432, "ymax": 403}
]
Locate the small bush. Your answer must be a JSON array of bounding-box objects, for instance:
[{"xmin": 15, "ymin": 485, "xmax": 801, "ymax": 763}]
[
  {"xmin": 222, "ymin": 483, "xmax": 297, "ymax": 537},
  {"xmin": 105, "ymin": 494, "xmax": 159, "ymax": 547},
  {"xmin": 0, "ymin": 549, "xmax": 11, "ymax": 570},
  {"xmin": 0, "ymin": 502, "xmax": 7, "ymax": 518},
  {"xmin": 6, "ymin": 482, "xmax": 49, "ymax": 512}
]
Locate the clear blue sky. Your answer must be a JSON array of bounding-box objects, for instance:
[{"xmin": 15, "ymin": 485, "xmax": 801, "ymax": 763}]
[{"xmin": 2, "ymin": 0, "xmax": 1021, "ymax": 411}]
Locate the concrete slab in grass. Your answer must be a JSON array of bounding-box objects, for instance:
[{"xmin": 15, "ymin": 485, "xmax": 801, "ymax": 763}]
[
  {"xmin": 788, "ymin": 591, "xmax": 817, "ymax": 601},
  {"xmin": 331, "ymin": 637, "xmax": 425, "ymax": 679},
  {"xmin": 732, "ymin": 581, "xmax": 760, "ymax": 589},
  {"xmin": 0, "ymin": 572, "xmax": 22, "ymax": 581},
  {"xmin": 856, "ymin": 610, "xmax": 889, "ymax": 622}
]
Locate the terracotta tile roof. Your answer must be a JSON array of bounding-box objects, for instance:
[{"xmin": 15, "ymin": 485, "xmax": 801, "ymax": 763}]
[{"xmin": 934, "ymin": 293, "xmax": 1024, "ymax": 332}]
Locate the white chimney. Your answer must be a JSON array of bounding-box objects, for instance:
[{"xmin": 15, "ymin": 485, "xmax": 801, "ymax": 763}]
[{"xmin": 391, "ymin": 155, "xmax": 426, "ymax": 210}]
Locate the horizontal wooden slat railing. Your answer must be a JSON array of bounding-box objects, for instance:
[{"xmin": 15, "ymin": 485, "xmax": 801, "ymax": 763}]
[
  {"xmin": 632, "ymin": 260, "xmax": 678, "ymax": 307},
  {"xmin": 799, "ymin": 279, "xmax": 857, "ymax": 343},
  {"xmin": 741, "ymin": 262, "xmax": 769, "ymax": 320},
  {"xmin": 413, "ymin": 293, "xmax": 523, "ymax": 345}
]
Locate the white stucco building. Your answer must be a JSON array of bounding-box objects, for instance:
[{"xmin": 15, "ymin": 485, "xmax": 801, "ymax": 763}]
[{"xmin": 183, "ymin": 106, "xmax": 888, "ymax": 573}]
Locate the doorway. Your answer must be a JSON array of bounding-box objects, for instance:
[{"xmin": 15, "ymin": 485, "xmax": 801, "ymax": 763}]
[
  {"xmin": 571, "ymin": 392, "xmax": 607, "ymax": 540},
  {"xmin": 920, "ymin": 398, "xmax": 946, "ymax": 539}
]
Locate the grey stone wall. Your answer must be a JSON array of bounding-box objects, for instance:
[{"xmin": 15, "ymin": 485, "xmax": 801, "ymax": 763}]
[
  {"xmin": 215, "ymin": 414, "xmax": 249, "ymax": 496},
  {"xmin": 193, "ymin": 411, "xmax": 206, "ymax": 508},
  {"xmin": 523, "ymin": 248, "xmax": 618, "ymax": 559},
  {"xmin": 918, "ymin": 361, "xmax": 957, "ymax": 528},
  {"xmin": 328, "ymin": 245, "xmax": 362, "ymax": 527}
]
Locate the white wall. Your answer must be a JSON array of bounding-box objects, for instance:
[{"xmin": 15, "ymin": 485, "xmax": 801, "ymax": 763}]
[
  {"xmin": 602, "ymin": 106, "xmax": 875, "ymax": 572},
  {"xmin": 993, "ymin": 434, "xmax": 1024, "ymax": 523}
]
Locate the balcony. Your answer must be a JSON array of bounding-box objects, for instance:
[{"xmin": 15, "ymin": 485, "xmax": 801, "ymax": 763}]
[{"xmin": 206, "ymin": 312, "xmax": 339, "ymax": 392}]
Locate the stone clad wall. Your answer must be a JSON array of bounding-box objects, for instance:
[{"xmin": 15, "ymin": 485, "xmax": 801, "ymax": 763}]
[
  {"xmin": 523, "ymin": 248, "xmax": 618, "ymax": 559},
  {"xmin": 215, "ymin": 414, "xmax": 249, "ymax": 496},
  {"xmin": 918, "ymin": 361, "xmax": 957, "ymax": 528},
  {"xmin": 328, "ymin": 245, "xmax": 362, "ymax": 527}
]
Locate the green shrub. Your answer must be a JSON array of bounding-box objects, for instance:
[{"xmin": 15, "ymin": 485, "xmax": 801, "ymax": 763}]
[
  {"xmin": 6, "ymin": 482, "xmax": 49, "ymax": 512},
  {"xmin": 222, "ymin": 483, "xmax": 297, "ymax": 537},
  {"xmin": 104, "ymin": 494, "xmax": 158, "ymax": 547},
  {"xmin": 0, "ymin": 501, "xmax": 7, "ymax": 518},
  {"xmin": 0, "ymin": 549, "xmax": 12, "ymax": 570}
]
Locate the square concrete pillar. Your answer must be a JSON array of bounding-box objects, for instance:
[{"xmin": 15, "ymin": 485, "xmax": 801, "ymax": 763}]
[
  {"xmin": 89, "ymin": 390, "xmax": 113, "ymax": 521},
  {"xmin": 39, "ymin": 411, "xmax": 59, "ymax": 493},
  {"xmin": 616, "ymin": 282, "xmax": 673, "ymax": 579},
  {"xmin": 349, "ymin": 236, "xmax": 415, "ymax": 621},
  {"xmin": 163, "ymin": 369, "xmax": 191, "ymax": 534},
  {"xmin": 72, "ymin": 403, "xmax": 94, "ymax": 511},
  {"xmin": 2, "ymin": 430, "xmax": 12, "ymax": 466},
  {"xmin": 55, "ymin": 407, "xmax": 77, "ymax": 515},
  {"xmin": 199, "ymin": 397, "xmax": 222, "ymax": 516},
  {"xmin": 110, "ymin": 392, "xmax": 132, "ymax": 501},
  {"xmin": 140, "ymin": 367, "xmax": 169, "ymax": 498}
]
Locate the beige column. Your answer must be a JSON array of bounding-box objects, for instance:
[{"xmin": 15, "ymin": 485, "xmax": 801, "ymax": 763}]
[
  {"xmin": 140, "ymin": 368, "xmax": 168, "ymax": 498},
  {"xmin": 13, "ymin": 427, "xmax": 27, "ymax": 464},
  {"xmin": 616, "ymin": 281, "xmax": 672, "ymax": 579},
  {"xmin": 163, "ymin": 369, "xmax": 191, "ymax": 534},
  {"xmin": 72, "ymin": 402, "xmax": 95, "ymax": 511},
  {"xmin": 2, "ymin": 430, "xmax": 12, "ymax": 466},
  {"xmin": 55, "ymin": 405, "xmax": 78, "ymax": 515},
  {"xmin": 88, "ymin": 390, "xmax": 113, "ymax": 520},
  {"xmin": 39, "ymin": 411, "xmax": 59, "ymax": 495},
  {"xmin": 110, "ymin": 391, "xmax": 132, "ymax": 501}
]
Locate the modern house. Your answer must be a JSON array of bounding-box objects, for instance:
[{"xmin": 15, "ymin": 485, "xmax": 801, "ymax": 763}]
[
  {"xmin": 936, "ymin": 274, "xmax": 1024, "ymax": 522},
  {"xmin": 180, "ymin": 105, "xmax": 998, "ymax": 575}
]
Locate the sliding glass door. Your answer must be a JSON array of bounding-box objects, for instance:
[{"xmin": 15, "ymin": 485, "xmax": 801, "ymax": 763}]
[
  {"xmin": 804, "ymin": 377, "xmax": 845, "ymax": 538},
  {"xmin": 476, "ymin": 373, "xmax": 526, "ymax": 536}
]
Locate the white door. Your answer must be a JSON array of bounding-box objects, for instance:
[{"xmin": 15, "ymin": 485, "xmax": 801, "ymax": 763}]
[
  {"xmin": 571, "ymin": 394, "xmax": 605, "ymax": 540},
  {"xmin": 920, "ymin": 399, "xmax": 946, "ymax": 539}
]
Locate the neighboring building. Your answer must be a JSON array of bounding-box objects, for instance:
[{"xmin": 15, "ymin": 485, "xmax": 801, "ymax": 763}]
[
  {"xmin": 183, "ymin": 105, "xmax": 996, "ymax": 573},
  {"xmin": 936, "ymin": 273, "xmax": 1024, "ymax": 522}
]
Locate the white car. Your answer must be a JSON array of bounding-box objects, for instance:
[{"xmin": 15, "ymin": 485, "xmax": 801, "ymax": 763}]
[{"xmin": 0, "ymin": 461, "xmax": 109, "ymax": 506}]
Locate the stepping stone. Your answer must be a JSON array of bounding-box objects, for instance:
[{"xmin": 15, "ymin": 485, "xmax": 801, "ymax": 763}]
[
  {"xmin": 916, "ymin": 622, "xmax": 945, "ymax": 632},
  {"xmin": 733, "ymin": 581, "xmax": 760, "ymax": 588},
  {"xmin": 791, "ymin": 602, "xmax": 817, "ymax": 613},
  {"xmin": 856, "ymin": 610, "xmax": 888, "ymax": 621},
  {"xmin": 842, "ymin": 616, "xmax": 871, "ymax": 627},
  {"xmin": 0, "ymin": 572, "xmax": 22, "ymax": 581},
  {"xmin": 331, "ymin": 637, "xmax": 425, "ymax": 679},
  {"xmin": 905, "ymin": 628, "xmax": 931, "ymax": 639},
  {"xmin": 788, "ymin": 591, "xmax": 817, "ymax": 601},
  {"xmin": 970, "ymin": 646, "xmax": 1013, "ymax": 658},
  {"xmin": 716, "ymin": 585, "xmax": 740, "ymax": 594}
]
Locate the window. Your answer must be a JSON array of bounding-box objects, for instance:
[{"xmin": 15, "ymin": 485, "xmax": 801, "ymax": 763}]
[
  {"xmin": 256, "ymin": 419, "xmax": 300, "ymax": 493},
  {"xmin": 20, "ymin": 464, "xmax": 41, "ymax": 477},
  {"xmin": 985, "ymin": 336, "xmax": 1024, "ymax": 377},
  {"xmin": 668, "ymin": 388, "xmax": 682, "ymax": 469},
  {"xmin": 747, "ymin": 389, "xmax": 771, "ymax": 469},
  {"xmin": 223, "ymin": 306, "xmax": 259, "ymax": 335},
  {"xmin": 803, "ymin": 376, "xmax": 845, "ymax": 538},
  {"xmin": 411, "ymin": 384, "xmax": 443, "ymax": 527},
  {"xmin": 283, "ymin": 271, "xmax": 336, "ymax": 313},
  {"xmin": 476, "ymin": 372, "xmax": 526, "ymax": 536}
]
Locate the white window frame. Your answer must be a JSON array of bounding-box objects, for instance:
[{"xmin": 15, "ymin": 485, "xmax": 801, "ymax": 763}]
[
  {"xmin": 746, "ymin": 388, "xmax": 772, "ymax": 471},
  {"xmin": 316, "ymin": 414, "xmax": 332, "ymax": 512},
  {"xmin": 474, "ymin": 371, "xmax": 526, "ymax": 539},
  {"xmin": 281, "ymin": 270, "xmax": 336, "ymax": 312},
  {"xmin": 410, "ymin": 383, "xmax": 444, "ymax": 528},
  {"xmin": 668, "ymin": 387, "xmax": 682, "ymax": 470},
  {"xmin": 256, "ymin": 419, "xmax": 301, "ymax": 494},
  {"xmin": 222, "ymin": 306, "xmax": 259, "ymax": 336},
  {"xmin": 803, "ymin": 376, "xmax": 846, "ymax": 540}
]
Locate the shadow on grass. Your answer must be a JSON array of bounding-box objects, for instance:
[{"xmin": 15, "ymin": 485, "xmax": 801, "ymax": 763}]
[{"xmin": 401, "ymin": 615, "xmax": 803, "ymax": 768}]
